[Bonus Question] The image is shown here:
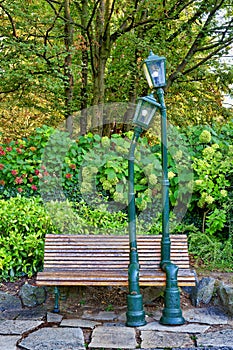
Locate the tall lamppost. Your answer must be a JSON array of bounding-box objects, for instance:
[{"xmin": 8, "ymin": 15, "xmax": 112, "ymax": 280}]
[
  {"xmin": 126, "ymin": 94, "xmax": 160, "ymax": 327},
  {"xmin": 143, "ymin": 51, "xmax": 185, "ymax": 325}
]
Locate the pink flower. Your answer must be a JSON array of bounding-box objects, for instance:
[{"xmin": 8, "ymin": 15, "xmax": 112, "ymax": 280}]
[
  {"xmin": 28, "ymin": 177, "xmax": 34, "ymax": 183},
  {"xmin": 17, "ymin": 187, "xmax": 23, "ymax": 193},
  {"xmin": 0, "ymin": 164, "xmax": 4, "ymax": 170},
  {"xmin": 31, "ymin": 185, "xmax": 37, "ymax": 191},
  {"xmin": 15, "ymin": 177, "xmax": 23, "ymax": 184},
  {"xmin": 11, "ymin": 170, "xmax": 18, "ymax": 176},
  {"xmin": 16, "ymin": 148, "xmax": 22, "ymax": 154},
  {"xmin": 35, "ymin": 169, "xmax": 40, "ymax": 176},
  {"xmin": 6, "ymin": 147, "xmax": 12, "ymax": 152},
  {"xmin": 0, "ymin": 149, "xmax": 6, "ymax": 156}
]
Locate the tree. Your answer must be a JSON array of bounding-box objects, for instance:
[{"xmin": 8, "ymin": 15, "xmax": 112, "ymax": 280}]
[{"xmin": 0, "ymin": 0, "xmax": 232, "ymax": 138}]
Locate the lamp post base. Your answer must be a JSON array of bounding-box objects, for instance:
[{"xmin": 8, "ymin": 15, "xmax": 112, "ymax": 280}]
[
  {"xmin": 126, "ymin": 294, "xmax": 146, "ymax": 327},
  {"xmin": 160, "ymin": 263, "xmax": 185, "ymax": 325},
  {"xmin": 160, "ymin": 308, "xmax": 185, "ymax": 325}
]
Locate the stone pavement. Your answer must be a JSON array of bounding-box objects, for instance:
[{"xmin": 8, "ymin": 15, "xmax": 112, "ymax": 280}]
[{"xmin": 0, "ymin": 297, "xmax": 233, "ymax": 350}]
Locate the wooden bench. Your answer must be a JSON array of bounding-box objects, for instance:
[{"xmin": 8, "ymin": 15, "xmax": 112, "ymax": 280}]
[{"xmin": 36, "ymin": 234, "xmax": 196, "ymax": 287}]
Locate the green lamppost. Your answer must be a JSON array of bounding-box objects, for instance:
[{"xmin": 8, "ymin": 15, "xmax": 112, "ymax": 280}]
[
  {"xmin": 126, "ymin": 94, "xmax": 160, "ymax": 327},
  {"xmin": 143, "ymin": 51, "xmax": 185, "ymax": 325}
]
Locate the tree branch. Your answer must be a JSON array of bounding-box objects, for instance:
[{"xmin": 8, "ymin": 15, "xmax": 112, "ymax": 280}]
[
  {"xmin": 183, "ymin": 42, "xmax": 233, "ymax": 76},
  {"xmin": 0, "ymin": 4, "xmax": 18, "ymax": 38},
  {"xmin": 166, "ymin": 0, "xmax": 228, "ymax": 88}
]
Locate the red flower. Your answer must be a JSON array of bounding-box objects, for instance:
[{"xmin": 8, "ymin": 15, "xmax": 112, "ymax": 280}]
[
  {"xmin": 0, "ymin": 150, "xmax": 6, "ymax": 156},
  {"xmin": 69, "ymin": 164, "xmax": 76, "ymax": 170},
  {"xmin": 65, "ymin": 173, "xmax": 72, "ymax": 179},
  {"xmin": 16, "ymin": 148, "xmax": 22, "ymax": 154},
  {"xmin": 35, "ymin": 169, "xmax": 40, "ymax": 176},
  {"xmin": 15, "ymin": 177, "xmax": 23, "ymax": 184},
  {"xmin": 28, "ymin": 177, "xmax": 34, "ymax": 183},
  {"xmin": 11, "ymin": 170, "xmax": 18, "ymax": 176},
  {"xmin": 31, "ymin": 185, "xmax": 37, "ymax": 191},
  {"xmin": 6, "ymin": 147, "xmax": 12, "ymax": 152},
  {"xmin": 17, "ymin": 187, "xmax": 23, "ymax": 193},
  {"xmin": 0, "ymin": 164, "xmax": 4, "ymax": 170},
  {"xmin": 0, "ymin": 180, "xmax": 5, "ymax": 186}
]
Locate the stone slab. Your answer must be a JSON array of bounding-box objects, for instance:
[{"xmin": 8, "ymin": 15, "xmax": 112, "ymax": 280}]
[
  {"xmin": 117, "ymin": 311, "xmax": 127, "ymax": 322},
  {"xmin": 18, "ymin": 327, "xmax": 85, "ymax": 350},
  {"xmin": 89, "ymin": 326, "xmax": 137, "ymax": 349},
  {"xmin": 0, "ymin": 292, "xmax": 22, "ymax": 312},
  {"xmin": 197, "ymin": 329, "xmax": 233, "ymax": 347},
  {"xmin": 61, "ymin": 318, "xmax": 101, "ymax": 329},
  {"xmin": 47, "ymin": 312, "xmax": 63, "ymax": 323},
  {"xmin": 141, "ymin": 330, "xmax": 194, "ymax": 348},
  {"xmin": 82, "ymin": 310, "xmax": 117, "ymax": 321},
  {"xmin": 17, "ymin": 305, "xmax": 47, "ymax": 320},
  {"xmin": 0, "ymin": 310, "xmax": 21, "ymax": 320},
  {"xmin": 138, "ymin": 320, "xmax": 210, "ymax": 333},
  {"xmin": 0, "ymin": 307, "xmax": 46, "ymax": 321},
  {"xmin": 0, "ymin": 320, "xmax": 43, "ymax": 335},
  {"xmin": 183, "ymin": 306, "xmax": 229, "ymax": 325},
  {"xmin": 0, "ymin": 335, "xmax": 19, "ymax": 350}
]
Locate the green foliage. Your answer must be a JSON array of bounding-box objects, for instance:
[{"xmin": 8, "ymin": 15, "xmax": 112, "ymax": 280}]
[
  {"xmin": 0, "ymin": 125, "xmax": 55, "ymax": 198},
  {"xmin": 188, "ymin": 229, "xmax": 233, "ymax": 271},
  {"xmin": 0, "ymin": 196, "xmax": 57, "ymax": 280},
  {"xmin": 1, "ymin": 121, "xmax": 233, "ymax": 278},
  {"xmin": 74, "ymin": 200, "xmax": 128, "ymax": 235},
  {"xmin": 80, "ymin": 132, "xmax": 163, "ymax": 212},
  {"xmin": 182, "ymin": 122, "xmax": 233, "ymax": 270},
  {"xmin": 1, "ymin": 0, "xmax": 232, "ymax": 137}
]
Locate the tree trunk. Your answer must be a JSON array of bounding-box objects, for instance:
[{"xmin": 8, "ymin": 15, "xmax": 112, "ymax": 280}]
[
  {"xmin": 91, "ymin": 0, "xmax": 112, "ymax": 136},
  {"xmin": 64, "ymin": 0, "xmax": 74, "ymax": 137},
  {"xmin": 80, "ymin": 0, "xmax": 88, "ymax": 135}
]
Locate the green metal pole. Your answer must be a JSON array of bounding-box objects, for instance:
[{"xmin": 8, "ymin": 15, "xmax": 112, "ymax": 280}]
[
  {"xmin": 156, "ymin": 88, "xmax": 185, "ymax": 325},
  {"xmin": 126, "ymin": 126, "xmax": 146, "ymax": 327},
  {"xmin": 157, "ymin": 88, "xmax": 171, "ymax": 267}
]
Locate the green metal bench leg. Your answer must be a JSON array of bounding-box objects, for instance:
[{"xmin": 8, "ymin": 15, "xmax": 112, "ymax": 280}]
[{"xmin": 53, "ymin": 286, "xmax": 60, "ymax": 313}]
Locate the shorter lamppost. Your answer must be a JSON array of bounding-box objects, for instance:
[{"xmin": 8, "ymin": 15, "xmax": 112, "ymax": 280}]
[
  {"xmin": 126, "ymin": 94, "xmax": 160, "ymax": 327},
  {"xmin": 142, "ymin": 50, "xmax": 185, "ymax": 325}
]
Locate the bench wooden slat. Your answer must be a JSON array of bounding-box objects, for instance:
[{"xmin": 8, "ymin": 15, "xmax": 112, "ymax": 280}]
[{"xmin": 36, "ymin": 234, "xmax": 196, "ymax": 287}]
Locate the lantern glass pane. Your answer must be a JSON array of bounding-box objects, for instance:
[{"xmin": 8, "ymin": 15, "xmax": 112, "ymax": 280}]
[
  {"xmin": 147, "ymin": 60, "xmax": 166, "ymax": 87},
  {"xmin": 132, "ymin": 99, "xmax": 143, "ymax": 124},
  {"xmin": 138, "ymin": 101, "xmax": 155, "ymax": 126},
  {"xmin": 143, "ymin": 63, "xmax": 153, "ymax": 89}
]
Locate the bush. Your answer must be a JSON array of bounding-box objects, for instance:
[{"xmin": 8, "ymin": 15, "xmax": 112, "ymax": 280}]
[{"xmin": 0, "ymin": 196, "xmax": 58, "ymax": 280}]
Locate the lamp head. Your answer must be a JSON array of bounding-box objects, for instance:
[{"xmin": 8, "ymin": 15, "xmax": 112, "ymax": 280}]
[
  {"xmin": 143, "ymin": 50, "xmax": 166, "ymax": 89},
  {"xmin": 132, "ymin": 94, "xmax": 160, "ymax": 129}
]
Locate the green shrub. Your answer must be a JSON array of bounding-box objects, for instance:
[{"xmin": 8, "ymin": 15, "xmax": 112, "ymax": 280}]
[
  {"xmin": 188, "ymin": 229, "xmax": 233, "ymax": 271},
  {"xmin": 0, "ymin": 196, "xmax": 57, "ymax": 280}
]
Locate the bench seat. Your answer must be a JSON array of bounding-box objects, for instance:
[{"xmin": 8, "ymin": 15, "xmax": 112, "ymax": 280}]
[{"xmin": 36, "ymin": 234, "xmax": 196, "ymax": 287}]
